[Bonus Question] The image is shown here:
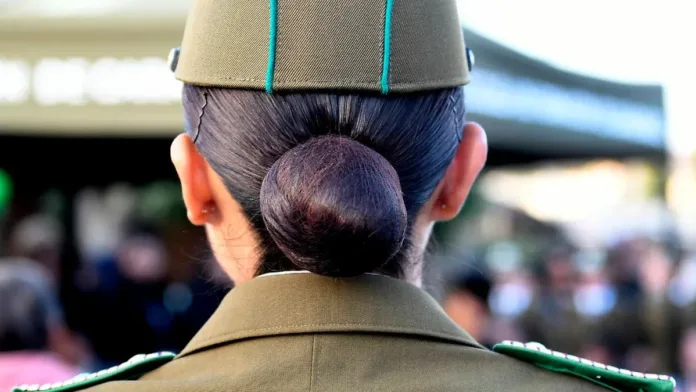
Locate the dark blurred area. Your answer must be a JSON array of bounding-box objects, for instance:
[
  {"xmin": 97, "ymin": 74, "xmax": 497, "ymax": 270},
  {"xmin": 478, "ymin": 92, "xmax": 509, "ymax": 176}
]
[{"xmin": 0, "ymin": 146, "xmax": 232, "ymax": 384}]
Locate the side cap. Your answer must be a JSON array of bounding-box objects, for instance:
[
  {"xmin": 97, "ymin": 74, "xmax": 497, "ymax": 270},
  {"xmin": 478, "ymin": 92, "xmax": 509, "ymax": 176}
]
[{"xmin": 171, "ymin": 0, "xmax": 474, "ymax": 94}]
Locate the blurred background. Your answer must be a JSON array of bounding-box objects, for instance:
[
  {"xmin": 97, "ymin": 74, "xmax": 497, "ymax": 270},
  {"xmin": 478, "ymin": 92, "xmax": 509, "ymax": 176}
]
[{"xmin": 1, "ymin": 0, "xmax": 695, "ymax": 390}]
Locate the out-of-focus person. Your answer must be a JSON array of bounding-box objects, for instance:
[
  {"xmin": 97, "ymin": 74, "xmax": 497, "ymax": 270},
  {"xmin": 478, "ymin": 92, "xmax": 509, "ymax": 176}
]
[
  {"xmin": 603, "ymin": 240, "xmax": 680, "ymax": 374},
  {"xmin": 632, "ymin": 241, "xmax": 680, "ymax": 374},
  {"xmin": 74, "ymin": 225, "xmax": 171, "ymax": 367},
  {"xmin": 678, "ymin": 327, "xmax": 696, "ymax": 392},
  {"xmin": 572, "ymin": 257, "xmax": 619, "ymax": 366},
  {"xmin": 443, "ymin": 267, "xmax": 492, "ymax": 345},
  {"xmin": 519, "ymin": 246, "xmax": 597, "ymax": 355},
  {"xmin": 74, "ymin": 222, "xmax": 227, "ymax": 368},
  {"xmin": 0, "ymin": 259, "xmax": 81, "ymax": 390},
  {"xmin": 7, "ymin": 214, "xmax": 64, "ymax": 284}
]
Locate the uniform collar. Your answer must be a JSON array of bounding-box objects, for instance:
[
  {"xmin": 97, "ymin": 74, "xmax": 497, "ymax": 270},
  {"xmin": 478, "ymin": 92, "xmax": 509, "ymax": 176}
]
[{"xmin": 179, "ymin": 273, "xmax": 484, "ymax": 358}]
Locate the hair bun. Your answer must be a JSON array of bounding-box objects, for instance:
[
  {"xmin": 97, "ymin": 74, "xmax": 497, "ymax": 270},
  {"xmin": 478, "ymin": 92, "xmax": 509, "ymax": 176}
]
[{"xmin": 259, "ymin": 136, "xmax": 407, "ymax": 277}]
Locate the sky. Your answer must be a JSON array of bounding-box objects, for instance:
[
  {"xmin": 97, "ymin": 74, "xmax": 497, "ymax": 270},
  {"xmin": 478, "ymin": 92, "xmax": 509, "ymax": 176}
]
[
  {"xmin": 457, "ymin": 0, "xmax": 683, "ymax": 84},
  {"xmin": 457, "ymin": 0, "xmax": 696, "ymax": 155}
]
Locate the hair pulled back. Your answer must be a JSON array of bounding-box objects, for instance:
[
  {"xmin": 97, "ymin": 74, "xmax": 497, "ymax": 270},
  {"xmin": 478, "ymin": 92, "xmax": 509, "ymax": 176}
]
[
  {"xmin": 182, "ymin": 86, "xmax": 465, "ymax": 278},
  {"xmin": 260, "ymin": 136, "xmax": 407, "ymax": 277}
]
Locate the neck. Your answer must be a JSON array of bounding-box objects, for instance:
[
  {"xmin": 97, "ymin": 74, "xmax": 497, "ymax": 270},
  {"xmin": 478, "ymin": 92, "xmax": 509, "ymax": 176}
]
[
  {"xmin": 228, "ymin": 230, "xmax": 430, "ymax": 287},
  {"xmin": 403, "ymin": 257, "xmax": 424, "ymax": 287},
  {"xmin": 404, "ymin": 222, "xmax": 432, "ymax": 288},
  {"xmin": 257, "ymin": 266, "xmax": 426, "ymax": 287}
]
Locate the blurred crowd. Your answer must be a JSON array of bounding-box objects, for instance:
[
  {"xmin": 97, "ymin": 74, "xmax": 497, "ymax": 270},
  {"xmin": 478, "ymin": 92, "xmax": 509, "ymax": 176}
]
[
  {"xmin": 0, "ymin": 186, "xmax": 231, "ymax": 389},
  {"xmin": 443, "ymin": 238, "xmax": 696, "ymax": 391},
  {"xmin": 1, "ymin": 186, "xmax": 696, "ymax": 391}
]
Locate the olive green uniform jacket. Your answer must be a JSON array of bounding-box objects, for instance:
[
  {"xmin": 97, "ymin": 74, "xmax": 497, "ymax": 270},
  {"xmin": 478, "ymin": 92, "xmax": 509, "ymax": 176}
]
[{"xmin": 74, "ymin": 273, "xmax": 611, "ymax": 392}]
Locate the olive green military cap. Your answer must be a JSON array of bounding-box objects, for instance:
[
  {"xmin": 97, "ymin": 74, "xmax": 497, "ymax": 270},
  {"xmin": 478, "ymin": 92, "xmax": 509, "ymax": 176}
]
[{"xmin": 170, "ymin": 0, "xmax": 474, "ymax": 94}]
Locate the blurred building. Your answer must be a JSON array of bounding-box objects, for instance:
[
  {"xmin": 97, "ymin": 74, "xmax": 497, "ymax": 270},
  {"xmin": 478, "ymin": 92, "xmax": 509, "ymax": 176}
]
[{"xmin": 0, "ymin": 0, "xmax": 666, "ymax": 217}]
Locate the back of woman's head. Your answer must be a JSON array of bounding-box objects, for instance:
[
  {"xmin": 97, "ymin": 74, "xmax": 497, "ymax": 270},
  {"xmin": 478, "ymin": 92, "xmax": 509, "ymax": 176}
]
[{"xmin": 182, "ymin": 86, "xmax": 465, "ymax": 278}]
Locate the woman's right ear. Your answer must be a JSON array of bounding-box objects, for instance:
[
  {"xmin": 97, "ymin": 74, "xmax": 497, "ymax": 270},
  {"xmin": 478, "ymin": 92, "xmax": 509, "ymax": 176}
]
[{"xmin": 171, "ymin": 133, "xmax": 215, "ymax": 226}]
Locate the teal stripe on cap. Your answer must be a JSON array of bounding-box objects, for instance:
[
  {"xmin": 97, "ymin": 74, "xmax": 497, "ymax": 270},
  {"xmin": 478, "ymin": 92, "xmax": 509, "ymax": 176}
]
[
  {"xmin": 380, "ymin": 0, "xmax": 394, "ymax": 94},
  {"xmin": 265, "ymin": 0, "xmax": 278, "ymax": 93}
]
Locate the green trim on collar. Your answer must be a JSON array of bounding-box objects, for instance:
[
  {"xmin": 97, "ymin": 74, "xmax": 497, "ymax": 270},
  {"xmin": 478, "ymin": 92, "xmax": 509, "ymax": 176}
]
[
  {"xmin": 12, "ymin": 352, "xmax": 176, "ymax": 392},
  {"xmin": 493, "ymin": 341, "xmax": 675, "ymax": 392}
]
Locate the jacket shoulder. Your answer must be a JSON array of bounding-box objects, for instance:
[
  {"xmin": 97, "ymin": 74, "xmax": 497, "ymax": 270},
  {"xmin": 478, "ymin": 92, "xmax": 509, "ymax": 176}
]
[
  {"xmin": 492, "ymin": 341, "xmax": 676, "ymax": 392},
  {"xmin": 11, "ymin": 352, "xmax": 176, "ymax": 392}
]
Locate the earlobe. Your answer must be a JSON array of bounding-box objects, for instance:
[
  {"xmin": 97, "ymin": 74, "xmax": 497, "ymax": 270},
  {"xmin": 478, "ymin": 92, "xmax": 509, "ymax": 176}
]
[
  {"xmin": 171, "ymin": 133, "xmax": 215, "ymax": 226},
  {"xmin": 431, "ymin": 122, "xmax": 488, "ymax": 221}
]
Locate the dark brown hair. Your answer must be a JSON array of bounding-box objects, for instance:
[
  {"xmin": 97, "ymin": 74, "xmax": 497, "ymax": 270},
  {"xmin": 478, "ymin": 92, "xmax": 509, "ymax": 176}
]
[{"xmin": 182, "ymin": 86, "xmax": 465, "ymax": 278}]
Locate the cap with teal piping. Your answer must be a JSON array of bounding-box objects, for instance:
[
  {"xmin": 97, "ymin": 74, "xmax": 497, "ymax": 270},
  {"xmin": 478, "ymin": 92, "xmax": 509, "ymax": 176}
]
[{"xmin": 169, "ymin": 0, "xmax": 474, "ymax": 94}]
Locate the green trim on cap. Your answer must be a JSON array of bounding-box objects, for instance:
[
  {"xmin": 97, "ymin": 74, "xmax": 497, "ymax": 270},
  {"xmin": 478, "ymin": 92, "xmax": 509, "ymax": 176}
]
[
  {"xmin": 265, "ymin": 0, "xmax": 279, "ymax": 93},
  {"xmin": 380, "ymin": 0, "xmax": 394, "ymax": 94}
]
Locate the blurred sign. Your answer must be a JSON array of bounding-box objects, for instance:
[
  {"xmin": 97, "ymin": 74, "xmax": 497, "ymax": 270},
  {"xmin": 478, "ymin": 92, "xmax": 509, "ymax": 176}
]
[
  {"xmin": 468, "ymin": 69, "xmax": 664, "ymax": 147},
  {"xmin": 0, "ymin": 17, "xmax": 666, "ymax": 157},
  {"xmin": 0, "ymin": 60, "xmax": 29, "ymax": 103},
  {"xmin": 0, "ymin": 17, "xmax": 185, "ymax": 135},
  {"xmin": 0, "ymin": 57, "xmax": 181, "ymax": 105},
  {"xmin": 0, "ymin": 56, "xmax": 664, "ymax": 147}
]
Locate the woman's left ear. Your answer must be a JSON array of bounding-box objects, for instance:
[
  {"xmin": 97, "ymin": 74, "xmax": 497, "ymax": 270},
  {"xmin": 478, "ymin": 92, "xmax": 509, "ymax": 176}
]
[
  {"xmin": 171, "ymin": 133, "xmax": 215, "ymax": 226},
  {"xmin": 430, "ymin": 122, "xmax": 488, "ymax": 221}
]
